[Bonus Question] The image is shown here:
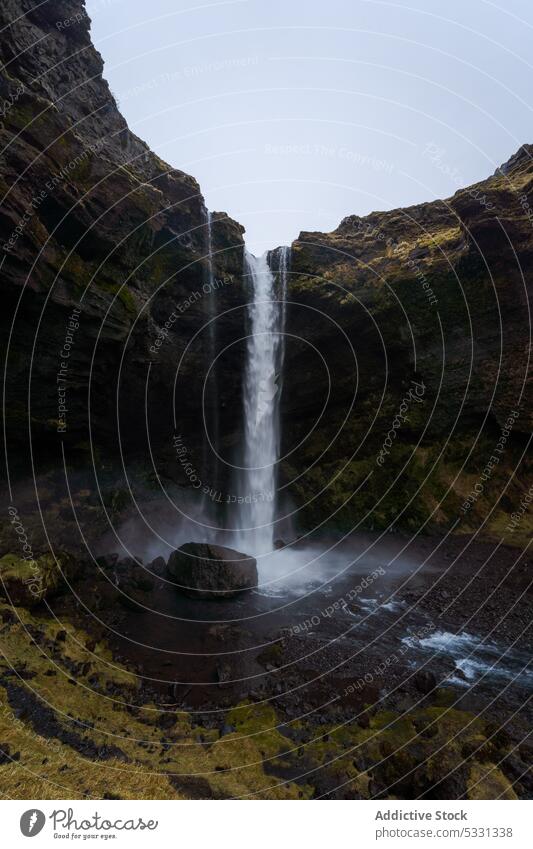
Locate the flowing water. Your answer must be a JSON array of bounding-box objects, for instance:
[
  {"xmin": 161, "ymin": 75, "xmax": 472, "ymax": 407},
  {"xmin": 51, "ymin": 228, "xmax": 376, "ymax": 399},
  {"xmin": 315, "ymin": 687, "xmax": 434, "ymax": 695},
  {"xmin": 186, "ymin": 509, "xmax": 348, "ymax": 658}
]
[
  {"xmin": 203, "ymin": 210, "xmax": 220, "ymax": 499},
  {"xmin": 233, "ymin": 249, "xmax": 288, "ymax": 556}
]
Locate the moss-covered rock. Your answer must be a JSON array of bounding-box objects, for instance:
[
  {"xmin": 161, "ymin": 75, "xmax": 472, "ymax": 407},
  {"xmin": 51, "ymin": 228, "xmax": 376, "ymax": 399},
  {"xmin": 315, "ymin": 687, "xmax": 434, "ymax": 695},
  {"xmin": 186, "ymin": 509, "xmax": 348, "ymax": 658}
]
[
  {"xmin": 0, "ymin": 552, "xmax": 78, "ymax": 606},
  {"xmin": 282, "ymin": 147, "xmax": 533, "ymax": 540}
]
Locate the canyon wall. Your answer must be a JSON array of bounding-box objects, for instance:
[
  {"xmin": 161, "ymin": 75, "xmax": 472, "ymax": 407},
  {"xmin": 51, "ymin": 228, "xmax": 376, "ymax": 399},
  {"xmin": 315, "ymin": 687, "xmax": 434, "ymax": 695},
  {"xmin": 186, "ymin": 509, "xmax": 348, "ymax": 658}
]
[
  {"xmin": 0, "ymin": 0, "xmax": 246, "ymax": 490},
  {"xmin": 282, "ymin": 148, "xmax": 532, "ymax": 540},
  {"xmin": 1, "ymin": 0, "xmax": 531, "ymax": 543}
]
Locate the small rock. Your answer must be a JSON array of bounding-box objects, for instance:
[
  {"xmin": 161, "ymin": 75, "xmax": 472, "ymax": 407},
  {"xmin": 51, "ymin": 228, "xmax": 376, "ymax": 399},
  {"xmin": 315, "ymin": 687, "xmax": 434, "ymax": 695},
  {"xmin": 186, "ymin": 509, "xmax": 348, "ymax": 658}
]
[
  {"xmin": 414, "ymin": 670, "xmax": 437, "ymax": 694},
  {"xmin": 0, "ymin": 744, "xmax": 19, "ymax": 764},
  {"xmin": 357, "ymin": 712, "xmax": 370, "ymax": 729},
  {"xmin": 96, "ymin": 553, "xmax": 119, "ymax": 570},
  {"xmin": 216, "ymin": 663, "xmax": 232, "ymax": 685},
  {"xmin": 132, "ymin": 569, "xmax": 155, "ymax": 592},
  {"xmin": 148, "ymin": 556, "xmax": 166, "ymax": 576}
]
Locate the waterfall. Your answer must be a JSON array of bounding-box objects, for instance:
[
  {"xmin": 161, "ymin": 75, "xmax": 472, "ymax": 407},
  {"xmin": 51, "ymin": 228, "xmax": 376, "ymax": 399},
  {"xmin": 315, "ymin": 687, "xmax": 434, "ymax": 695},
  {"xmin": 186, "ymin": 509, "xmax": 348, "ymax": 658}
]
[
  {"xmin": 234, "ymin": 248, "xmax": 289, "ymax": 556},
  {"xmin": 203, "ymin": 210, "xmax": 220, "ymax": 497},
  {"xmin": 271, "ymin": 244, "xmax": 290, "ymax": 403}
]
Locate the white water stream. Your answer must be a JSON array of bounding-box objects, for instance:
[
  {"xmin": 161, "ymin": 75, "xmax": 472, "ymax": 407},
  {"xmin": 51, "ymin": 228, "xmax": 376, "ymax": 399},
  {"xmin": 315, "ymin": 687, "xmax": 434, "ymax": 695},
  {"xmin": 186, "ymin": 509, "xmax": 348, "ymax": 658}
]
[{"xmin": 234, "ymin": 248, "xmax": 288, "ymax": 556}]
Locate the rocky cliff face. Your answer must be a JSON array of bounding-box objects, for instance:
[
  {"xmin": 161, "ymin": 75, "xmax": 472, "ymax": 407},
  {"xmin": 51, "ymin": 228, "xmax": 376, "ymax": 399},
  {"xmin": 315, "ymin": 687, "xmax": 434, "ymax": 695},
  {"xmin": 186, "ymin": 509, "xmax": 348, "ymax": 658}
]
[
  {"xmin": 282, "ymin": 149, "xmax": 532, "ymax": 541},
  {"xmin": 0, "ymin": 0, "xmax": 246, "ymax": 490},
  {"xmin": 1, "ymin": 0, "xmax": 531, "ymax": 545}
]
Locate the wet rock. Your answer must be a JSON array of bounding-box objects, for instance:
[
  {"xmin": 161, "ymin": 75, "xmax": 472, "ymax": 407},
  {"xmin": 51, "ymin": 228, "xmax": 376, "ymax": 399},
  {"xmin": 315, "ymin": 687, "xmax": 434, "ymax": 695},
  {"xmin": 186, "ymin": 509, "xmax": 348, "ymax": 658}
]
[
  {"xmin": 96, "ymin": 553, "xmax": 119, "ymax": 571},
  {"xmin": 97, "ymin": 558, "xmax": 156, "ymax": 601},
  {"xmin": 148, "ymin": 556, "xmax": 166, "ymax": 576},
  {"xmin": 216, "ymin": 662, "xmax": 232, "ymax": 686},
  {"xmin": 414, "ymin": 670, "xmax": 437, "ymax": 695},
  {"xmin": 131, "ymin": 568, "xmax": 155, "ymax": 593},
  {"xmin": 357, "ymin": 712, "xmax": 371, "ymax": 729},
  {"xmin": 167, "ymin": 543, "xmax": 258, "ymax": 599}
]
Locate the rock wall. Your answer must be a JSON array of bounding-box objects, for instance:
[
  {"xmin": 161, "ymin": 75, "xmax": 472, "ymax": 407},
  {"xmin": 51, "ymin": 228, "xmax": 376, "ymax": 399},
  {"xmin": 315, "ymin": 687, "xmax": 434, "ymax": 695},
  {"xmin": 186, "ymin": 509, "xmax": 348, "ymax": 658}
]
[
  {"xmin": 1, "ymin": 0, "xmax": 531, "ymax": 542},
  {"xmin": 282, "ymin": 149, "xmax": 533, "ymax": 540},
  {"xmin": 0, "ymin": 0, "xmax": 246, "ymax": 489}
]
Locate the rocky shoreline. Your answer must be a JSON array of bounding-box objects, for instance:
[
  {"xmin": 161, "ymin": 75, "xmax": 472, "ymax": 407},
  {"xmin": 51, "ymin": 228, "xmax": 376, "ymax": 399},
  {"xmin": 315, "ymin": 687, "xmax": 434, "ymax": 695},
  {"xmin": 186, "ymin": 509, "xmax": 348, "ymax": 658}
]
[{"xmin": 1, "ymin": 524, "xmax": 530, "ymax": 799}]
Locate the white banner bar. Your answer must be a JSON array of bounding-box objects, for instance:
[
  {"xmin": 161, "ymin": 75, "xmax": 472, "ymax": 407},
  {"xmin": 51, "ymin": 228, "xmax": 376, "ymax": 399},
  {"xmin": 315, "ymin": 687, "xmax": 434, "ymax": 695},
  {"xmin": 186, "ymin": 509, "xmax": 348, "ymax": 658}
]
[{"xmin": 2, "ymin": 799, "xmax": 531, "ymax": 847}]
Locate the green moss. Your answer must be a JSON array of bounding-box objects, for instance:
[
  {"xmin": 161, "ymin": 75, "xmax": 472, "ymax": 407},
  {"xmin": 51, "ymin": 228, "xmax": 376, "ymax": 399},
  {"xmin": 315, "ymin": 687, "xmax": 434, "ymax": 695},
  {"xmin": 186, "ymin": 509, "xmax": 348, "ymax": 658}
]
[
  {"xmin": 0, "ymin": 608, "xmax": 308, "ymax": 799},
  {"xmin": 257, "ymin": 641, "xmax": 284, "ymax": 668},
  {"xmin": 0, "ymin": 605, "xmax": 521, "ymax": 800},
  {"xmin": 103, "ymin": 488, "xmax": 132, "ymax": 516},
  {"xmin": 97, "ymin": 280, "xmax": 138, "ymax": 318},
  {"xmin": 467, "ymin": 763, "xmax": 518, "ymax": 800},
  {"xmin": 0, "ymin": 553, "xmax": 62, "ymax": 604}
]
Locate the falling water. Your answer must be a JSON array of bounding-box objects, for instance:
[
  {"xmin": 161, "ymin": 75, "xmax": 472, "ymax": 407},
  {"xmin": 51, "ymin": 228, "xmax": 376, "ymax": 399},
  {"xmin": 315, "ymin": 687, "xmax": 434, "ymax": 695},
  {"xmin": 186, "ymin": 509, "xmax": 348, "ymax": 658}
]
[
  {"xmin": 203, "ymin": 210, "xmax": 220, "ymax": 496},
  {"xmin": 271, "ymin": 244, "xmax": 290, "ymax": 400},
  {"xmin": 234, "ymin": 248, "xmax": 289, "ymax": 555}
]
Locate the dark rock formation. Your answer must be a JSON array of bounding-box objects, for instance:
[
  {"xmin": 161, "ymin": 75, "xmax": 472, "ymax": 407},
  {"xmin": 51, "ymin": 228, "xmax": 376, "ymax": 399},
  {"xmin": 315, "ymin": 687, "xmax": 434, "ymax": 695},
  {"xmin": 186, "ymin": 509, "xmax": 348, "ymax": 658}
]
[
  {"xmin": 0, "ymin": 0, "xmax": 246, "ymax": 490},
  {"xmin": 282, "ymin": 148, "xmax": 533, "ymax": 540},
  {"xmin": 167, "ymin": 542, "xmax": 258, "ymax": 598},
  {"xmin": 0, "ymin": 0, "xmax": 530, "ymax": 549}
]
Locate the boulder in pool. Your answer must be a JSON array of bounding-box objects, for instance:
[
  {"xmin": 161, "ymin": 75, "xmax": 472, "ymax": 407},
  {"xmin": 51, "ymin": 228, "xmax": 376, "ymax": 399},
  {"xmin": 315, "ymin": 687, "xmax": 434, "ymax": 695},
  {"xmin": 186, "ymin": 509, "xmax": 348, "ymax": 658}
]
[{"xmin": 167, "ymin": 543, "xmax": 258, "ymax": 599}]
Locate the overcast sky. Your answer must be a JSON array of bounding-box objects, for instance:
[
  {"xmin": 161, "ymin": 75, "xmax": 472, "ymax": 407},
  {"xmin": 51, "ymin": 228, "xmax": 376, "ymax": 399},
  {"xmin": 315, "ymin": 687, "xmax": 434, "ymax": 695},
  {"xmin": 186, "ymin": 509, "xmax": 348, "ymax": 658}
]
[{"xmin": 86, "ymin": 0, "xmax": 533, "ymax": 254}]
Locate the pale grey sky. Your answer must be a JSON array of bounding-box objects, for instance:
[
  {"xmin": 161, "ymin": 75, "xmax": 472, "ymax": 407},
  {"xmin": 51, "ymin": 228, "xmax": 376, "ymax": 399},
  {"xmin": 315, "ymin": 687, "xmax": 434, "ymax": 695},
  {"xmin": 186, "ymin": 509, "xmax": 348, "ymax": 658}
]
[{"xmin": 86, "ymin": 0, "xmax": 533, "ymax": 254}]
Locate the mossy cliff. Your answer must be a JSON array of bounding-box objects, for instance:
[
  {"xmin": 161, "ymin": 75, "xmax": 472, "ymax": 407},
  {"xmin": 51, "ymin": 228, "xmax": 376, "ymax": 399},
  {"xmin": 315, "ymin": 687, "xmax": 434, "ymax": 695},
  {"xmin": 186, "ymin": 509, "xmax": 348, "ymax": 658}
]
[
  {"xmin": 282, "ymin": 149, "xmax": 533, "ymax": 542},
  {"xmin": 1, "ymin": 1, "xmax": 530, "ymax": 540},
  {"xmin": 0, "ymin": 0, "xmax": 246, "ymax": 484}
]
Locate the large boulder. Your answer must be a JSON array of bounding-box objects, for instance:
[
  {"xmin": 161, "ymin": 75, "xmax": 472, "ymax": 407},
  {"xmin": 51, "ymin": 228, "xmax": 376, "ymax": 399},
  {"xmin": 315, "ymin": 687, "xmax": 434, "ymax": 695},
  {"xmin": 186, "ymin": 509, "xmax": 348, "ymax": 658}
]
[{"xmin": 167, "ymin": 543, "xmax": 258, "ymax": 599}]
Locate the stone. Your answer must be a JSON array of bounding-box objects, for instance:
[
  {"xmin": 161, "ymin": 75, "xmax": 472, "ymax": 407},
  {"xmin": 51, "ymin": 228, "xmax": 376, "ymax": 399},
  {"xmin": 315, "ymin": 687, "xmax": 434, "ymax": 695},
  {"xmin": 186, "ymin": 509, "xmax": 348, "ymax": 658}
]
[
  {"xmin": 167, "ymin": 542, "xmax": 258, "ymax": 599},
  {"xmin": 131, "ymin": 567, "xmax": 155, "ymax": 592},
  {"xmin": 414, "ymin": 670, "xmax": 437, "ymax": 695},
  {"xmin": 216, "ymin": 663, "xmax": 232, "ymax": 685},
  {"xmin": 96, "ymin": 554, "xmax": 119, "ymax": 570},
  {"xmin": 148, "ymin": 556, "xmax": 166, "ymax": 576},
  {"xmin": 0, "ymin": 743, "xmax": 19, "ymax": 764}
]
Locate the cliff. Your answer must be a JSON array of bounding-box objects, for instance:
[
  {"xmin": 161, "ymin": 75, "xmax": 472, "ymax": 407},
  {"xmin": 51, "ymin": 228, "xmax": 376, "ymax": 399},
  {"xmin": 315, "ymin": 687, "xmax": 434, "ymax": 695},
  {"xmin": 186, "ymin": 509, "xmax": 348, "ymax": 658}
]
[
  {"xmin": 1, "ymin": 0, "xmax": 531, "ymax": 544},
  {"xmin": 282, "ymin": 148, "xmax": 533, "ymax": 541},
  {"xmin": 0, "ymin": 0, "xmax": 245, "ymax": 485}
]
